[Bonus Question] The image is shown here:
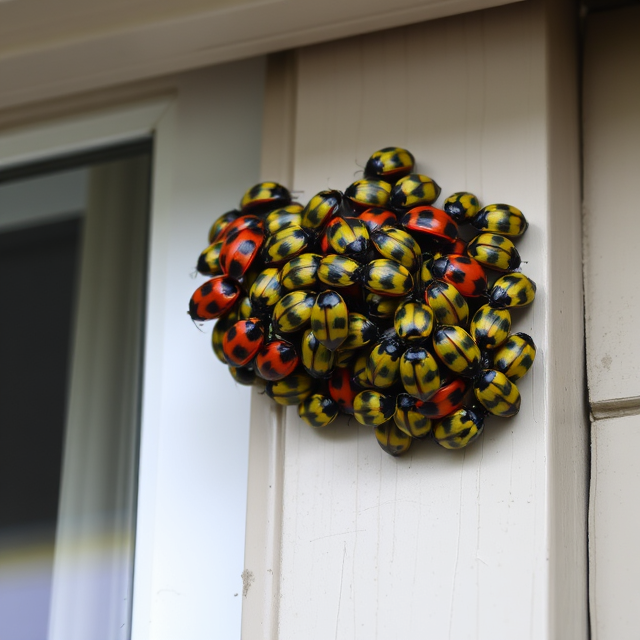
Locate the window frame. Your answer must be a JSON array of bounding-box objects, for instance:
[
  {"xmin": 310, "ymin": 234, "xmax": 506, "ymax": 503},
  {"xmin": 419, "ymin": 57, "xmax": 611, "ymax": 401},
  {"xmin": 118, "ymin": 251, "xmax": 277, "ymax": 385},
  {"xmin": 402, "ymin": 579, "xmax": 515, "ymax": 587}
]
[{"xmin": 0, "ymin": 60, "xmax": 266, "ymax": 639}]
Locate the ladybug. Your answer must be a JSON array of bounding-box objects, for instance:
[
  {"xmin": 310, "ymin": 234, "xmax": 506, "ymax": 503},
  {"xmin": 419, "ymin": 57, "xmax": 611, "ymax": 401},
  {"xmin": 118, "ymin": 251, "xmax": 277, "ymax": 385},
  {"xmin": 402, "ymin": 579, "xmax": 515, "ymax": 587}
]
[
  {"xmin": 328, "ymin": 366, "xmax": 362, "ymax": 415},
  {"xmin": 443, "ymin": 192, "xmax": 480, "ymax": 224},
  {"xmin": 433, "ymin": 326, "xmax": 482, "ymax": 377},
  {"xmin": 229, "ymin": 366, "xmax": 257, "ymax": 386},
  {"xmin": 344, "ymin": 179, "xmax": 392, "ymax": 209},
  {"xmin": 211, "ymin": 310, "xmax": 239, "ymax": 363},
  {"xmin": 466, "ymin": 233, "xmax": 521, "ymax": 272},
  {"xmin": 310, "ymin": 290, "xmax": 349, "ymax": 351},
  {"xmin": 370, "ymin": 226, "xmax": 421, "ymax": 272},
  {"xmin": 353, "ymin": 390, "xmax": 396, "ymax": 426},
  {"xmin": 365, "ymin": 291, "xmax": 404, "ymax": 319},
  {"xmin": 471, "ymin": 203, "xmax": 528, "ymax": 237},
  {"xmin": 473, "ymin": 369, "xmax": 521, "ymax": 417},
  {"xmin": 356, "ymin": 207, "xmax": 398, "ymax": 232},
  {"xmin": 249, "ymin": 268, "xmax": 283, "ymax": 317},
  {"xmin": 272, "ymin": 290, "xmax": 317, "ymax": 334},
  {"xmin": 188, "ymin": 276, "xmax": 241, "ymax": 321},
  {"xmin": 364, "ymin": 147, "xmax": 415, "ymax": 182},
  {"xmin": 265, "ymin": 204, "xmax": 304, "ymax": 235},
  {"xmin": 418, "ymin": 378, "xmax": 470, "ymax": 419},
  {"xmin": 241, "ymin": 266, "xmax": 261, "ymax": 293},
  {"xmin": 196, "ymin": 240, "xmax": 224, "ymax": 277},
  {"xmin": 298, "ymin": 393, "xmax": 340, "ymax": 428},
  {"xmin": 240, "ymin": 181, "xmax": 291, "ymax": 213},
  {"xmin": 318, "ymin": 255, "xmax": 363, "ymax": 288},
  {"xmin": 265, "ymin": 372, "xmax": 315, "ymax": 406},
  {"xmin": 262, "ymin": 225, "xmax": 312, "ymax": 264},
  {"xmin": 394, "ymin": 301, "xmax": 435, "ymax": 342},
  {"xmin": 374, "ymin": 421, "xmax": 413, "ymax": 456},
  {"xmin": 492, "ymin": 332, "xmax": 536, "ymax": 382},
  {"xmin": 280, "ymin": 253, "xmax": 322, "ymax": 291},
  {"xmin": 431, "ymin": 254, "xmax": 487, "ymax": 298},
  {"xmin": 470, "ymin": 305, "xmax": 511, "ymax": 351},
  {"xmin": 254, "ymin": 339, "xmax": 299, "ymax": 381},
  {"xmin": 351, "ymin": 347, "xmax": 373, "ymax": 390},
  {"xmin": 237, "ymin": 296, "xmax": 253, "ymax": 320},
  {"xmin": 340, "ymin": 313, "xmax": 378, "ymax": 351},
  {"xmin": 222, "ymin": 318, "xmax": 265, "ymax": 367},
  {"xmin": 424, "ymin": 280, "xmax": 469, "ymax": 326},
  {"xmin": 489, "ymin": 273, "xmax": 536, "ymax": 309},
  {"xmin": 301, "ymin": 190, "xmax": 342, "ymax": 230},
  {"xmin": 325, "ymin": 217, "xmax": 370, "ymax": 255},
  {"xmin": 448, "ymin": 237, "xmax": 468, "ymax": 256},
  {"xmin": 301, "ymin": 329, "xmax": 336, "ymax": 379},
  {"xmin": 419, "ymin": 257, "xmax": 434, "ymax": 291},
  {"xmin": 208, "ymin": 209, "xmax": 240, "ymax": 244},
  {"xmin": 389, "ymin": 174, "xmax": 441, "ymax": 212},
  {"xmin": 217, "ymin": 214, "xmax": 264, "ymax": 243},
  {"xmin": 399, "ymin": 346, "xmax": 441, "ymax": 401},
  {"xmin": 363, "ymin": 259, "xmax": 413, "ymax": 297},
  {"xmin": 219, "ymin": 227, "xmax": 264, "ymax": 279},
  {"xmin": 394, "ymin": 394, "xmax": 432, "ymax": 438},
  {"xmin": 366, "ymin": 338, "xmax": 403, "ymax": 388},
  {"xmin": 352, "ymin": 350, "xmax": 375, "ymax": 389},
  {"xmin": 400, "ymin": 206, "xmax": 458, "ymax": 245},
  {"xmin": 318, "ymin": 228, "xmax": 332, "ymax": 255},
  {"xmin": 334, "ymin": 347, "xmax": 359, "ymax": 368},
  {"xmin": 433, "ymin": 407, "xmax": 485, "ymax": 449}
]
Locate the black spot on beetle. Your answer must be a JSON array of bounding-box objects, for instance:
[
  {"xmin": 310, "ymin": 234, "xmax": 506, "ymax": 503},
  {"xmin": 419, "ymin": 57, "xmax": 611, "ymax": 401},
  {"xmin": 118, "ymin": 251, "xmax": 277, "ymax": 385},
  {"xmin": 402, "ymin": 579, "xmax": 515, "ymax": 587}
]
[
  {"xmin": 333, "ymin": 316, "xmax": 347, "ymax": 330},
  {"xmin": 232, "ymin": 345, "xmax": 249, "ymax": 361},
  {"xmin": 279, "ymin": 345, "xmax": 297, "ymax": 362},
  {"xmin": 517, "ymin": 287, "xmax": 530, "ymax": 304},
  {"xmin": 443, "ymin": 352, "xmax": 458, "ymax": 365},
  {"xmin": 245, "ymin": 322, "xmax": 263, "ymax": 341}
]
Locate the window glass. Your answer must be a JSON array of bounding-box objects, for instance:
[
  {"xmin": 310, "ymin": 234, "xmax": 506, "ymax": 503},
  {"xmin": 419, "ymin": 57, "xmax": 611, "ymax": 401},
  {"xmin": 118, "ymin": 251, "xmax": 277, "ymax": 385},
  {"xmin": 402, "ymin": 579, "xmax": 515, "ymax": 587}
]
[{"xmin": 0, "ymin": 144, "xmax": 151, "ymax": 640}]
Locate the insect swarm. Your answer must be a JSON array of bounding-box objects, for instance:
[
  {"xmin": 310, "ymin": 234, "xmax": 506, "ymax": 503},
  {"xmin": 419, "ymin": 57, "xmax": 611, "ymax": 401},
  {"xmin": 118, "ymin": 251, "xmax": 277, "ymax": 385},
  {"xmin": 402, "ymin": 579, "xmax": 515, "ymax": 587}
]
[{"xmin": 189, "ymin": 146, "xmax": 537, "ymax": 457}]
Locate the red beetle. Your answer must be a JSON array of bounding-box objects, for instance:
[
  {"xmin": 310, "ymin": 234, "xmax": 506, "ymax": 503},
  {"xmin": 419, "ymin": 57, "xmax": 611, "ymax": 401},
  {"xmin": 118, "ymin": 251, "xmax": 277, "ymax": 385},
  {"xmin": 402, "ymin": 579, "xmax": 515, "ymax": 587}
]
[
  {"xmin": 255, "ymin": 339, "xmax": 300, "ymax": 381},
  {"xmin": 328, "ymin": 367, "xmax": 362, "ymax": 415},
  {"xmin": 188, "ymin": 276, "xmax": 241, "ymax": 321},
  {"xmin": 418, "ymin": 378, "xmax": 470, "ymax": 419},
  {"xmin": 449, "ymin": 237, "xmax": 468, "ymax": 255},
  {"xmin": 431, "ymin": 254, "xmax": 487, "ymax": 297},
  {"xmin": 400, "ymin": 206, "xmax": 458, "ymax": 244},
  {"xmin": 356, "ymin": 207, "xmax": 398, "ymax": 233},
  {"xmin": 222, "ymin": 318, "xmax": 265, "ymax": 367},
  {"xmin": 217, "ymin": 214, "xmax": 264, "ymax": 242},
  {"xmin": 319, "ymin": 229, "xmax": 332, "ymax": 255},
  {"xmin": 219, "ymin": 227, "xmax": 264, "ymax": 279}
]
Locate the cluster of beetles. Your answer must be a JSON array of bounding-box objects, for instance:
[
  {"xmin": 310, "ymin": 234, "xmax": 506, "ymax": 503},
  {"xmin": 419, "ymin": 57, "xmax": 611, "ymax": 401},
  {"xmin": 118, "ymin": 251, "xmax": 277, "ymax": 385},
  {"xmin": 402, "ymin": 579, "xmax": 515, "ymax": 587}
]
[{"xmin": 189, "ymin": 147, "xmax": 537, "ymax": 456}]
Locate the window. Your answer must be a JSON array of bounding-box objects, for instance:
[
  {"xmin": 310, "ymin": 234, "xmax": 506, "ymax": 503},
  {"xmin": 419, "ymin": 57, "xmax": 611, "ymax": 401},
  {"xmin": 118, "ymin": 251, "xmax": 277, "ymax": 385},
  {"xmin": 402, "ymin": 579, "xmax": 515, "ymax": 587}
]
[
  {"xmin": 0, "ymin": 143, "xmax": 152, "ymax": 640},
  {"xmin": 0, "ymin": 57, "xmax": 266, "ymax": 639}
]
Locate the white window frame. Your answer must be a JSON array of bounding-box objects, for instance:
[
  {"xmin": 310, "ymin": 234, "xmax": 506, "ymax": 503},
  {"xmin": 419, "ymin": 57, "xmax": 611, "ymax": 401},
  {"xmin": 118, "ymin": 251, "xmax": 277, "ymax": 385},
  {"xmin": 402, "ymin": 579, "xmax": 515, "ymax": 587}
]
[{"xmin": 0, "ymin": 60, "xmax": 266, "ymax": 639}]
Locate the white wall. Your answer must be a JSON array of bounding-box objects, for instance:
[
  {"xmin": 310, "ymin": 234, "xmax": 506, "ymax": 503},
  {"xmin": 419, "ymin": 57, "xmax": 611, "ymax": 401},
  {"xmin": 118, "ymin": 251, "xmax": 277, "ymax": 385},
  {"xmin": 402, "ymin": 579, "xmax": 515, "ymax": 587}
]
[{"xmin": 244, "ymin": 1, "xmax": 587, "ymax": 638}]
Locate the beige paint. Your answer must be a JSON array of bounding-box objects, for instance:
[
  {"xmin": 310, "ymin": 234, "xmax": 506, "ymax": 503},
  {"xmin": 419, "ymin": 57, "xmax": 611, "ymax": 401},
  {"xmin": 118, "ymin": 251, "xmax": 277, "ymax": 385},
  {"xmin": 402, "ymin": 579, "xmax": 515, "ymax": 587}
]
[
  {"xmin": 584, "ymin": 5, "xmax": 640, "ymax": 639},
  {"xmin": 583, "ymin": 4, "xmax": 640, "ymax": 415},
  {"xmin": 244, "ymin": 0, "xmax": 587, "ymax": 638},
  {"xmin": 590, "ymin": 413, "xmax": 640, "ymax": 639},
  {"xmin": 242, "ymin": 52, "xmax": 296, "ymax": 640},
  {"xmin": 0, "ymin": 0, "xmax": 522, "ymax": 112}
]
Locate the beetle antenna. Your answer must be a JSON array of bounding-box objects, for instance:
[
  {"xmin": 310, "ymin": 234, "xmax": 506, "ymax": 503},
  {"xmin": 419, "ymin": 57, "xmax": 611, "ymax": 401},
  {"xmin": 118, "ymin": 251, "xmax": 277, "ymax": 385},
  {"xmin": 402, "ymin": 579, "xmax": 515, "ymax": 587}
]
[{"xmin": 189, "ymin": 314, "xmax": 206, "ymax": 333}]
